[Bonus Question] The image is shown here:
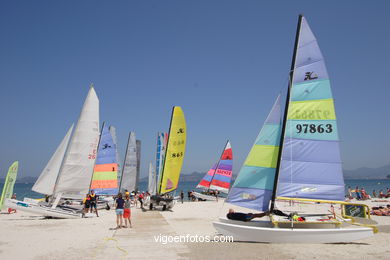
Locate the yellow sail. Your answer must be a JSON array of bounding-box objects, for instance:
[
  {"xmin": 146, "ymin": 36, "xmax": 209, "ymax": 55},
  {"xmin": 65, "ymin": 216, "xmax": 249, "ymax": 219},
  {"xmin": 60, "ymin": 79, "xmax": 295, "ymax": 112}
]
[
  {"xmin": 0, "ymin": 161, "xmax": 19, "ymax": 210},
  {"xmin": 159, "ymin": 106, "xmax": 186, "ymax": 194}
]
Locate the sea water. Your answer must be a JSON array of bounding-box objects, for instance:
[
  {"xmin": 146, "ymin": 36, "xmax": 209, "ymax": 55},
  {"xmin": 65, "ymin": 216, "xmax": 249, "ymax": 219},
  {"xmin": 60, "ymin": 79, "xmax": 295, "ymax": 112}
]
[{"xmin": 1, "ymin": 179, "xmax": 390, "ymax": 201}]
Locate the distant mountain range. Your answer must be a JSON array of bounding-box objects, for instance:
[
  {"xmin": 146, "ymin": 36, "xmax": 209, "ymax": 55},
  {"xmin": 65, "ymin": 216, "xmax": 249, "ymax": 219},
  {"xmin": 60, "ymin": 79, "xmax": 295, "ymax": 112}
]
[
  {"xmin": 2, "ymin": 165, "xmax": 390, "ymax": 184},
  {"xmin": 343, "ymin": 164, "xmax": 390, "ymax": 179}
]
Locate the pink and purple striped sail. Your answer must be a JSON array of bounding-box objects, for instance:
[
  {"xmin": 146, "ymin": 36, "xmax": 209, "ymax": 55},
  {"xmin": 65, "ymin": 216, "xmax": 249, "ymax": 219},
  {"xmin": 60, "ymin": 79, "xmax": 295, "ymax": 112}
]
[{"xmin": 197, "ymin": 141, "xmax": 233, "ymax": 193}]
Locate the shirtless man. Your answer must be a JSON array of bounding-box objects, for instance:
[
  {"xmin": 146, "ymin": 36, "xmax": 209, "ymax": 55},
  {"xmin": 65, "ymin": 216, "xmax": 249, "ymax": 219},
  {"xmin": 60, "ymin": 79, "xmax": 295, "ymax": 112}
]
[{"xmin": 226, "ymin": 208, "xmax": 269, "ymax": 221}]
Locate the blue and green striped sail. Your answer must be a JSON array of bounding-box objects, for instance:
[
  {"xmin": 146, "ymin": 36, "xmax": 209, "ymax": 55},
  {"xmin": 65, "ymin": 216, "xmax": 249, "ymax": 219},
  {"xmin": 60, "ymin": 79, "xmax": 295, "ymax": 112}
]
[
  {"xmin": 276, "ymin": 16, "xmax": 345, "ymax": 201},
  {"xmin": 226, "ymin": 95, "xmax": 282, "ymax": 211}
]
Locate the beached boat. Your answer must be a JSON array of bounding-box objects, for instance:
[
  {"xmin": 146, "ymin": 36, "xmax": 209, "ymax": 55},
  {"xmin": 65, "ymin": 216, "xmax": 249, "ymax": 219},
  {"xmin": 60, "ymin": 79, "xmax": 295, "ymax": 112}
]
[
  {"xmin": 5, "ymin": 85, "xmax": 100, "ymax": 218},
  {"xmin": 119, "ymin": 132, "xmax": 141, "ymax": 193},
  {"xmin": 0, "ymin": 161, "xmax": 19, "ymax": 211},
  {"xmin": 213, "ymin": 15, "xmax": 375, "ymax": 243},
  {"xmin": 193, "ymin": 141, "xmax": 233, "ymax": 201},
  {"xmin": 150, "ymin": 106, "xmax": 186, "ymax": 210}
]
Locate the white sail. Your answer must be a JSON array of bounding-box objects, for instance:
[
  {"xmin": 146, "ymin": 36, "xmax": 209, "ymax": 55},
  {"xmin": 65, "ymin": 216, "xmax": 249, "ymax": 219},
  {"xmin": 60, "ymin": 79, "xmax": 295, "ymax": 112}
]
[
  {"xmin": 32, "ymin": 124, "xmax": 74, "ymax": 196},
  {"xmin": 120, "ymin": 132, "xmax": 137, "ymax": 192},
  {"xmin": 136, "ymin": 140, "xmax": 141, "ymax": 190},
  {"xmin": 53, "ymin": 86, "xmax": 100, "ymax": 198},
  {"xmin": 148, "ymin": 162, "xmax": 156, "ymax": 195}
]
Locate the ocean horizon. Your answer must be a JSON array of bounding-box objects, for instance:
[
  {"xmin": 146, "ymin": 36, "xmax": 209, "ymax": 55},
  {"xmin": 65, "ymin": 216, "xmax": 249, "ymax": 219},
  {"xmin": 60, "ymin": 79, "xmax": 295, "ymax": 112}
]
[{"xmin": 2, "ymin": 179, "xmax": 390, "ymax": 201}]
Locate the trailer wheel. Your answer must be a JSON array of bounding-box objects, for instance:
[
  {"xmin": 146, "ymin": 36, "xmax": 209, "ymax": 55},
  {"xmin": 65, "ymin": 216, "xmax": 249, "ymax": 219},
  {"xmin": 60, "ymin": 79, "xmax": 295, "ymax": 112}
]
[
  {"xmin": 149, "ymin": 203, "xmax": 153, "ymax": 210},
  {"xmin": 162, "ymin": 205, "xmax": 167, "ymax": 211}
]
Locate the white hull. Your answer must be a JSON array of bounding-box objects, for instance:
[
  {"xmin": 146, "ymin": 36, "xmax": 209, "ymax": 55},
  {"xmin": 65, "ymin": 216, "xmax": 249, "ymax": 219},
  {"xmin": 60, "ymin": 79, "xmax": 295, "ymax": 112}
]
[
  {"xmin": 192, "ymin": 192, "xmax": 218, "ymax": 201},
  {"xmin": 5, "ymin": 199, "xmax": 81, "ymax": 219},
  {"xmin": 213, "ymin": 218, "xmax": 374, "ymax": 243}
]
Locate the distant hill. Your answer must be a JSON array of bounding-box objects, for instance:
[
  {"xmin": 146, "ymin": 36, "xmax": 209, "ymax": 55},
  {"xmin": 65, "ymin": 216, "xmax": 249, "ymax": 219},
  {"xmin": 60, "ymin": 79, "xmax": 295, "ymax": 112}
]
[
  {"xmin": 3, "ymin": 165, "xmax": 389, "ymax": 184},
  {"xmin": 343, "ymin": 164, "xmax": 390, "ymax": 179},
  {"xmin": 0, "ymin": 176, "xmax": 37, "ymax": 184},
  {"xmin": 140, "ymin": 171, "xmax": 206, "ymax": 183}
]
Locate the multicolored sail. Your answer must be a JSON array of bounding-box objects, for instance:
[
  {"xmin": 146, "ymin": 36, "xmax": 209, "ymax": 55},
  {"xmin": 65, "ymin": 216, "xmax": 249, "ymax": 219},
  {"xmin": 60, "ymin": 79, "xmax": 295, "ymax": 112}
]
[
  {"xmin": 197, "ymin": 141, "xmax": 233, "ymax": 193},
  {"xmin": 109, "ymin": 126, "xmax": 121, "ymax": 183},
  {"xmin": 159, "ymin": 106, "xmax": 186, "ymax": 194},
  {"xmin": 90, "ymin": 124, "xmax": 119, "ymax": 195},
  {"xmin": 276, "ymin": 16, "xmax": 345, "ymax": 201},
  {"xmin": 156, "ymin": 132, "xmax": 167, "ymax": 194},
  {"xmin": 227, "ymin": 95, "xmax": 282, "ymax": 211},
  {"xmin": 0, "ymin": 161, "xmax": 19, "ymax": 210}
]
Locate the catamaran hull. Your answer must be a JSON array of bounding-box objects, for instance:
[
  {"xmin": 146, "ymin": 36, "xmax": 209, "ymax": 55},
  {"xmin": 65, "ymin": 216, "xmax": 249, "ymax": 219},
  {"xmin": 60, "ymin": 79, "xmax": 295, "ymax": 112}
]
[
  {"xmin": 213, "ymin": 220, "xmax": 374, "ymax": 243},
  {"xmin": 192, "ymin": 192, "xmax": 218, "ymax": 201},
  {"xmin": 4, "ymin": 199, "xmax": 81, "ymax": 219}
]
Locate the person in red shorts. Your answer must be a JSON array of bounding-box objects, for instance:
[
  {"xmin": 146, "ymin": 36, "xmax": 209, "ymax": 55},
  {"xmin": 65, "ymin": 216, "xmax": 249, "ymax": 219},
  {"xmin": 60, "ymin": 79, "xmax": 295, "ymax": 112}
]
[
  {"xmin": 123, "ymin": 194, "xmax": 132, "ymax": 228},
  {"xmin": 8, "ymin": 194, "xmax": 17, "ymax": 214}
]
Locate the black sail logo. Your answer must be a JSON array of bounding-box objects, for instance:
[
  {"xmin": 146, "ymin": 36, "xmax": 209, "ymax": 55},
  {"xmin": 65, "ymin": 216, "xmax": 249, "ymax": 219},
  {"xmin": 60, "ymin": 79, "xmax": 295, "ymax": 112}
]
[{"xmin": 304, "ymin": 71, "xmax": 318, "ymax": 81}]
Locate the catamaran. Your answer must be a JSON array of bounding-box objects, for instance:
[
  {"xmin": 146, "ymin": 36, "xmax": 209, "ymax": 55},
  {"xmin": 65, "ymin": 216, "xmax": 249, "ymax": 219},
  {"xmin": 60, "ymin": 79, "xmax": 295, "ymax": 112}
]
[
  {"xmin": 213, "ymin": 15, "xmax": 375, "ymax": 243},
  {"xmin": 193, "ymin": 141, "xmax": 233, "ymax": 201},
  {"xmin": 5, "ymin": 85, "xmax": 100, "ymax": 219},
  {"xmin": 150, "ymin": 106, "xmax": 186, "ymax": 210}
]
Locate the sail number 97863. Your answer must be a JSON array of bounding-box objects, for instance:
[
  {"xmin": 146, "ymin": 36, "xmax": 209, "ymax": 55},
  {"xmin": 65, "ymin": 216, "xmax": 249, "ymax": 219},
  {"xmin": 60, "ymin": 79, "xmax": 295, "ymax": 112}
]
[{"xmin": 296, "ymin": 124, "xmax": 333, "ymax": 134}]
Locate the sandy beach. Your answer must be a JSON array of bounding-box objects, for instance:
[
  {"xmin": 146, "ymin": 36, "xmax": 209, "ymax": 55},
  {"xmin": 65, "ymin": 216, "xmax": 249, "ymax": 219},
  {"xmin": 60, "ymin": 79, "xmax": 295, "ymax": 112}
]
[{"xmin": 1, "ymin": 199, "xmax": 390, "ymax": 260}]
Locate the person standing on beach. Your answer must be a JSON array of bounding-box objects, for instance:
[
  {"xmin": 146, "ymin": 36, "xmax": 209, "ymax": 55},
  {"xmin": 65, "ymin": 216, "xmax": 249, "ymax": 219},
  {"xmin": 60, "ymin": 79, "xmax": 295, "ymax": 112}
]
[
  {"xmin": 123, "ymin": 195, "xmax": 132, "ymax": 228},
  {"xmin": 180, "ymin": 190, "xmax": 184, "ymax": 204},
  {"xmin": 82, "ymin": 194, "xmax": 91, "ymax": 217},
  {"xmin": 89, "ymin": 190, "xmax": 99, "ymax": 217},
  {"xmin": 138, "ymin": 192, "xmax": 144, "ymax": 209},
  {"xmin": 115, "ymin": 193, "xmax": 125, "ymax": 229}
]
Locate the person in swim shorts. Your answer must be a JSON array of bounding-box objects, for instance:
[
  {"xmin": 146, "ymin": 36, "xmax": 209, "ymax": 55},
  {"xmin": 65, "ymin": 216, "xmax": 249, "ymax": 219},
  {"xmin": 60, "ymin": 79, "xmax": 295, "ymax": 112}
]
[
  {"xmin": 123, "ymin": 194, "xmax": 132, "ymax": 228},
  {"xmin": 115, "ymin": 193, "xmax": 125, "ymax": 229},
  {"xmin": 89, "ymin": 190, "xmax": 99, "ymax": 217},
  {"xmin": 226, "ymin": 208, "xmax": 269, "ymax": 221}
]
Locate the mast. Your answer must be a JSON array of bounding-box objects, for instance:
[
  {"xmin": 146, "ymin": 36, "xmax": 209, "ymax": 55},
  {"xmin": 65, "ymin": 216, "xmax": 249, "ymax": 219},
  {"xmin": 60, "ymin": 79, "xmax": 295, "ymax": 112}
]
[
  {"xmin": 207, "ymin": 140, "xmax": 230, "ymax": 191},
  {"xmin": 88, "ymin": 121, "xmax": 105, "ymax": 194},
  {"xmin": 154, "ymin": 132, "xmax": 160, "ymax": 194},
  {"xmin": 158, "ymin": 107, "xmax": 175, "ymax": 195},
  {"xmin": 269, "ymin": 14, "xmax": 303, "ymax": 212},
  {"xmin": 119, "ymin": 132, "xmax": 131, "ymax": 191}
]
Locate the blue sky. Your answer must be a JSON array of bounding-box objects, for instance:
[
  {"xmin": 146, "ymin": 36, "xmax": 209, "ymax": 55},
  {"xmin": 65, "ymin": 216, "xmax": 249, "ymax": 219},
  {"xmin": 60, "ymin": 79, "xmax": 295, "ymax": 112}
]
[{"xmin": 0, "ymin": 1, "xmax": 389, "ymax": 178}]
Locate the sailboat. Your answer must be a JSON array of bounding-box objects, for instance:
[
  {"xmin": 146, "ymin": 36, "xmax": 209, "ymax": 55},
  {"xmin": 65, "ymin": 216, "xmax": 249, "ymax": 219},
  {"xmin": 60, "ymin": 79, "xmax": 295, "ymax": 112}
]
[
  {"xmin": 150, "ymin": 106, "xmax": 186, "ymax": 210},
  {"xmin": 213, "ymin": 15, "xmax": 375, "ymax": 243},
  {"xmin": 119, "ymin": 132, "xmax": 141, "ymax": 193},
  {"xmin": 90, "ymin": 123, "xmax": 119, "ymax": 195},
  {"xmin": 148, "ymin": 162, "xmax": 157, "ymax": 195},
  {"xmin": 0, "ymin": 161, "xmax": 19, "ymax": 211},
  {"xmin": 193, "ymin": 141, "xmax": 233, "ymax": 201},
  {"xmin": 5, "ymin": 85, "xmax": 100, "ymax": 219}
]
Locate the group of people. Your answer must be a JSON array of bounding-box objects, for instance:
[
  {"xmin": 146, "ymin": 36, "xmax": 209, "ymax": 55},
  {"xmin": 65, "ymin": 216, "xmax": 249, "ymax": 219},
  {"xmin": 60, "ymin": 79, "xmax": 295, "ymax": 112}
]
[
  {"xmin": 82, "ymin": 190, "xmax": 99, "ymax": 217},
  {"xmin": 371, "ymin": 205, "xmax": 390, "ymax": 216},
  {"xmin": 114, "ymin": 192, "xmax": 132, "ymax": 229},
  {"xmin": 112, "ymin": 190, "xmax": 153, "ymax": 229},
  {"xmin": 347, "ymin": 186, "xmax": 390, "ymax": 200}
]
